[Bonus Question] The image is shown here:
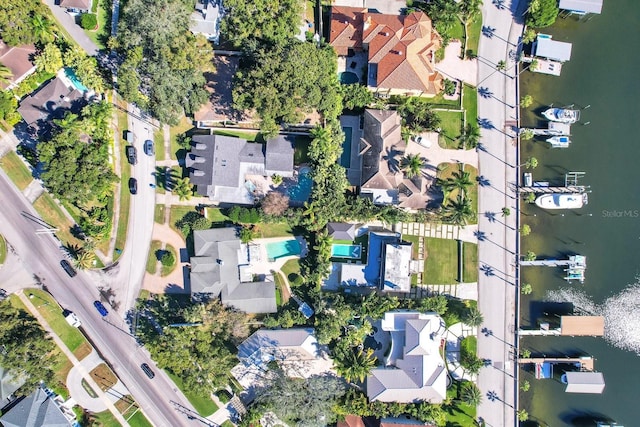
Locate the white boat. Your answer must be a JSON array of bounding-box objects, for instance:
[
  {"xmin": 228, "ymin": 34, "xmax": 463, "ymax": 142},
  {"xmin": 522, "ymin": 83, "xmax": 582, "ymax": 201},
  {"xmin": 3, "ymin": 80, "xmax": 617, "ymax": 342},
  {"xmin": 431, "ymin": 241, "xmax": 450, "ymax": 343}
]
[
  {"xmin": 535, "ymin": 193, "xmax": 587, "ymax": 209},
  {"xmin": 542, "ymin": 107, "xmax": 580, "ymax": 123},
  {"xmin": 546, "ymin": 136, "xmax": 571, "ymax": 148}
]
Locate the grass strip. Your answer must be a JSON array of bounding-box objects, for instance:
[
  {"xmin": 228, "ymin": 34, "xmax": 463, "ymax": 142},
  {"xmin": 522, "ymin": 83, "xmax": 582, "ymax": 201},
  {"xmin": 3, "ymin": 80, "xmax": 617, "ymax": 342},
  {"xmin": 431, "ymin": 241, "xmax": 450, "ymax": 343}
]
[{"xmin": 0, "ymin": 151, "xmax": 33, "ymax": 190}]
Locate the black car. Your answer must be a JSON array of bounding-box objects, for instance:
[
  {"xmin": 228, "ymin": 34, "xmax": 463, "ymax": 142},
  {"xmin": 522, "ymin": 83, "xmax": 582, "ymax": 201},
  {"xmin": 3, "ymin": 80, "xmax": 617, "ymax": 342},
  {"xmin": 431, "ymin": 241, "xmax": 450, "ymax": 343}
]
[
  {"xmin": 129, "ymin": 178, "xmax": 138, "ymax": 194},
  {"xmin": 126, "ymin": 145, "xmax": 137, "ymax": 165},
  {"xmin": 143, "ymin": 139, "xmax": 154, "ymax": 156},
  {"xmin": 60, "ymin": 260, "xmax": 77, "ymax": 277},
  {"xmin": 141, "ymin": 363, "xmax": 155, "ymax": 379}
]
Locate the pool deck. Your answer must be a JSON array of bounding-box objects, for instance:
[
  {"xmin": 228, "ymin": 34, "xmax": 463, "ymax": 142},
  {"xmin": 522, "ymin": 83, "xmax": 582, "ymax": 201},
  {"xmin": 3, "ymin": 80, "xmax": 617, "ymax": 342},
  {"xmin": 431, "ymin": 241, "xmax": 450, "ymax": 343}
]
[
  {"xmin": 339, "ymin": 115, "xmax": 363, "ymax": 186},
  {"xmin": 249, "ymin": 236, "xmax": 308, "ymax": 276}
]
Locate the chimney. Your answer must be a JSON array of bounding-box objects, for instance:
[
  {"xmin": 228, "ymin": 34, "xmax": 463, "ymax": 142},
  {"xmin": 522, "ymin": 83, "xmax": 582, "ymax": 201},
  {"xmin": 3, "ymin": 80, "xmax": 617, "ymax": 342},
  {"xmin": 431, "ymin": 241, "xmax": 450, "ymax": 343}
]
[{"xmin": 364, "ymin": 16, "xmax": 372, "ymax": 31}]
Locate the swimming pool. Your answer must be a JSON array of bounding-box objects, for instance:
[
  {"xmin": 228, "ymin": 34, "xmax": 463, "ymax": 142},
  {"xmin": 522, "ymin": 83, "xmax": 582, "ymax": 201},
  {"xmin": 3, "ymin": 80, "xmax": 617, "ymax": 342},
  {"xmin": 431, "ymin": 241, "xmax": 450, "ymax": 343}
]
[
  {"xmin": 340, "ymin": 127, "xmax": 352, "ymax": 168},
  {"xmin": 64, "ymin": 67, "xmax": 89, "ymax": 92},
  {"xmin": 339, "ymin": 71, "xmax": 359, "ymax": 84},
  {"xmin": 331, "ymin": 244, "xmax": 361, "ymax": 259},
  {"xmin": 266, "ymin": 239, "xmax": 302, "ymax": 260},
  {"xmin": 288, "ymin": 167, "xmax": 313, "ymax": 203}
]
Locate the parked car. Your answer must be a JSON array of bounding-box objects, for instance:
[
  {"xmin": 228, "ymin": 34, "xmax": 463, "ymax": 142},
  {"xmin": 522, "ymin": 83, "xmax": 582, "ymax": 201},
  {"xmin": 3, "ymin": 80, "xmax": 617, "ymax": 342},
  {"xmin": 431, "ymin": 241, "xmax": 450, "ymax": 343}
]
[
  {"xmin": 65, "ymin": 312, "xmax": 82, "ymax": 328},
  {"xmin": 126, "ymin": 145, "xmax": 137, "ymax": 165},
  {"xmin": 414, "ymin": 136, "xmax": 432, "ymax": 148},
  {"xmin": 60, "ymin": 260, "xmax": 77, "ymax": 277},
  {"xmin": 143, "ymin": 139, "xmax": 154, "ymax": 156},
  {"xmin": 93, "ymin": 301, "xmax": 108, "ymax": 317},
  {"xmin": 129, "ymin": 178, "xmax": 138, "ymax": 194},
  {"xmin": 125, "ymin": 131, "xmax": 134, "ymax": 144},
  {"xmin": 141, "ymin": 363, "xmax": 155, "ymax": 379}
]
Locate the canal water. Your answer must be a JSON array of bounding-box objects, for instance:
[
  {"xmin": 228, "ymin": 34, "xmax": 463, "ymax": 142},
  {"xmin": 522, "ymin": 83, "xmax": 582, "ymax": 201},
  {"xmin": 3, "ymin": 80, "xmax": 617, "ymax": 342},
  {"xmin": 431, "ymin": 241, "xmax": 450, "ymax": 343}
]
[{"xmin": 518, "ymin": 2, "xmax": 640, "ymax": 426}]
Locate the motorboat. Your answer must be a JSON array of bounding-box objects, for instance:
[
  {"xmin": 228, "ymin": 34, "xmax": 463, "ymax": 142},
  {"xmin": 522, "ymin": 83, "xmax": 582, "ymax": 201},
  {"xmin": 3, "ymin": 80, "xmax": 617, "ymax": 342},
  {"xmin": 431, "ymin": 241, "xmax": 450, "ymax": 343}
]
[
  {"xmin": 546, "ymin": 135, "xmax": 571, "ymax": 148},
  {"xmin": 542, "ymin": 107, "xmax": 580, "ymax": 123},
  {"xmin": 535, "ymin": 193, "xmax": 588, "ymax": 209}
]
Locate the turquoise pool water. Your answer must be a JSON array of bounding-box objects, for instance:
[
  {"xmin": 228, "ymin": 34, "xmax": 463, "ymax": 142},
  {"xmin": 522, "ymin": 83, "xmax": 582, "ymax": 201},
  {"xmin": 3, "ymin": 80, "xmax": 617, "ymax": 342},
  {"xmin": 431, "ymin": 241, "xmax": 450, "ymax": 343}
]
[
  {"xmin": 340, "ymin": 127, "xmax": 352, "ymax": 168},
  {"xmin": 64, "ymin": 67, "xmax": 89, "ymax": 92},
  {"xmin": 331, "ymin": 244, "xmax": 361, "ymax": 259},
  {"xmin": 288, "ymin": 168, "xmax": 312, "ymax": 203},
  {"xmin": 339, "ymin": 71, "xmax": 359, "ymax": 84},
  {"xmin": 266, "ymin": 239, "xmax": 301, "ymax": 260}
]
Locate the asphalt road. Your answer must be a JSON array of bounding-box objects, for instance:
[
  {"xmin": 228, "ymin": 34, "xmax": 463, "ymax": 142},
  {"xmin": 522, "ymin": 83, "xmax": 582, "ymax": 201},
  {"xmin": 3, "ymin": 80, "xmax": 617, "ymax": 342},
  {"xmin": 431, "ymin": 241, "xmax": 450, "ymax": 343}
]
[
  {"xmin": 0, "ymin": 170, "xmax": 202, "ymax": 426},
  {"xmin": 476, "ymin": 0, "xmax": 525, "ymax": 426}
]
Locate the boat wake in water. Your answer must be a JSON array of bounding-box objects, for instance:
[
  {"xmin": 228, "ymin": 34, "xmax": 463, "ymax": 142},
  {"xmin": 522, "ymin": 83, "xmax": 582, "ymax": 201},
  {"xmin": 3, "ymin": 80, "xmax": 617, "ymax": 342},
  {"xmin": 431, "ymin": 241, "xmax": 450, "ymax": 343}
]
[{"xmin": 546, "ymin": 283, "xmax": 640, "ymax": 354}]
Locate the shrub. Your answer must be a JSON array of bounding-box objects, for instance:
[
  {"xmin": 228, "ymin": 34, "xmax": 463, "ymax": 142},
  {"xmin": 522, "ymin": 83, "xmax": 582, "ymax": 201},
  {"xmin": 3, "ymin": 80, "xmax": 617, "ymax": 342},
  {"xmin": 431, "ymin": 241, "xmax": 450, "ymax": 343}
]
[
  {"xmin": 80, "ymin": 13, "xmax": 98, "ymax": 30},
  {"xmin": 160, "ymin": 250, "xmax": 175, "ymax": 267},
  {"xmin": 443, "ymin": 79, "xmax": 456, "ymax": 96}
]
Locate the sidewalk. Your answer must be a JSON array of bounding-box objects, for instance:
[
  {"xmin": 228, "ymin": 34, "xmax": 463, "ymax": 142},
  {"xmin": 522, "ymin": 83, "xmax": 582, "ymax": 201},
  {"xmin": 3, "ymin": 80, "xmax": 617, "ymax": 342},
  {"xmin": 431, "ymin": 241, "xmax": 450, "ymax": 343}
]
[{"xmin": 17, "ymin": 290, "xmax": 130, "ymax": 426}]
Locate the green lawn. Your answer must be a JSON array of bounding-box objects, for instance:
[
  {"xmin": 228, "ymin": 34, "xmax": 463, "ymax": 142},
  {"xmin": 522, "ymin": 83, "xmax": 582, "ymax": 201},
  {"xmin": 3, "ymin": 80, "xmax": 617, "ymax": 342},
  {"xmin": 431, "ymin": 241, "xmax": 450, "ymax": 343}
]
[
  {"xmin": 0, "ymin": 234, "xmax": 6, "ymax": 265},
  {"xmin": 213, "ymin": 129, "xmax": 263, "ymax": 142},
  {"xmin": 83, "ymin": 0, "xmax": 110, "ymax": 49},
  {"xmin": 91, "ymin": 410, "xmax": 121, "ymax": 427},
  {"xmin": 274, "ymin": 273, "xmax": 285, "ymax": 306},
  {"xmin": 445, "ymin": 380, "xmax": 478, "ymax": 426},
  {"xmin": 154, "ymin": 129, "xmax": 165, "ymax": 161},
  {"xmin": 206, "ymin": 207, "xmax": 229, "ymax": 224},
  {"xmin": 423, "ymin": 237, "xmax": 458, "ymax": 284},
  {"xmin": 0, "ymin": 151, "xmax": 33, "ymax": 190},
  {"xmin": 27, "ymin": 289, "xmax": 92, "ymax": 359},
  {"xmin": 463, "ymin": 242, "xmax": 479, "ymax": 283},
  {"xmin": 170, "ymin": 118, "xmax": 196, "ymax": 160},
  {"xmin": 146, "ymin": 240, "xmax": 162, "ymax": 274},
  {"xmin": 154, "ymin": 205, "xmax": 166, "ymax": 224},
  {"xmin": 114, "ymin": 108, "xmax": 132, "ymax": 260},
  {"xmin": 436, "ymin": 110, "xmax": 464, "ymax": 149},
  {"xmin": 463, "ymin": 84, "xmax": 478, "ymax": 128},
  {"xmin": 466, "ymin": 15, "xmax": 483, "ymax": 58},
  {"xmin": 166, "ymin": 371, "xmax": 218, "ymax": 417},
  {"xmin": 127, "ymin": 411, "xmax": 154, "ymax": 427},
  {"xmin": 33, "ymin": 193, "xmax": 84, "ymax": 248},
  {"xmin": 281, "ymin": 258, "xmax": 301, "ymax": 278},
  {"xmin": 436, "ymin": 163, "xmax": 478, "ymax": 223},
  {"xmin": 259, "ymin": 222, "xmax": 294, "ymax": 238},
  {"xmin": 170, "ymin": 206, "xmax": 197, "ymax": 236}
]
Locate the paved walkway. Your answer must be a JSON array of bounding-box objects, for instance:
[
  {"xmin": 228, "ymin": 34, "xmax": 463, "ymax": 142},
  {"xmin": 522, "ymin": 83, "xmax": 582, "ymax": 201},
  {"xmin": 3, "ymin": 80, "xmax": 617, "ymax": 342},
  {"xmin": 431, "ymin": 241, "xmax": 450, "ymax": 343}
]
[
  {"xmin": 436, "ymin": 40, "xmax": 479, "ymax": 86},
  {"xmin": 445, "ymin": 322, "xmax": 478, "ymax": 381},
  {"xmin": 142, "ymin": 223, "xmax": 189, "ymax": 294},
  {"xmin": 17, "ymin": 291, "xmax": 129, "ymax": 425},
  {"xmin": 44, "ymin": 0, "xmax": 99, "ymax": 55},
  {"xmin": 399, "ymin": 222, "xmax": 479, "ymax": 243},
  {"xmin": 405, "ymin": 137, "xmax": 479, "ymax": 169}
]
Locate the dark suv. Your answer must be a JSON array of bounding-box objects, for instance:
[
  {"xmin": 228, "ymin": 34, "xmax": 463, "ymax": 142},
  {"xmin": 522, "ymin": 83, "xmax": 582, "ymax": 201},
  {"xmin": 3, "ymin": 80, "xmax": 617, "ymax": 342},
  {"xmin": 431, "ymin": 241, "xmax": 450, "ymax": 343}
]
[
  {"xmin": 141, "ymin": 363, "xmax": 155, "ymax": 379},
  {"xmin": 129, "ymin": 178, "xmax": 138, "ymax": 194},
  {"xmin": 60, "ymin": 260, "xmax": 77, "ymax": 277},
  {"xmin": 126, "ymin": 145, "xmax": 137, "ymax": 165}
]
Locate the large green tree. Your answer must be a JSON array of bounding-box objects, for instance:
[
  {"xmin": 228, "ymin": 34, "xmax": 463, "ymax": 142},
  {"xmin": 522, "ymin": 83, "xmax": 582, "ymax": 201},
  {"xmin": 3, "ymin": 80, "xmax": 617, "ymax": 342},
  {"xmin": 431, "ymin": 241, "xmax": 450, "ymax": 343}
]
[
  {"xmin": 221, "ymin": 0, "xmax": 302, "ymax": 47},
  {"xmin": 233, "ymin": 40, "xmax": 342, "ymax": 136},
  {"xmin": 526, "ymin": 0, "xmax": 559, "ymax": 28},
  {"xmin": 333, "ymin": 343, "xmax": 378, "ymax": 383},
  {"xmin": 0, "ymin": 0, "xmax": 48, "ymax": 46},
  {"xmin": 0, "ymin": 301, "xmax": 56, "ymax": 395},
  {"xmin": 116, "ymin": 0, "xmax": 212, "ymax": 124},
  {"xmin": 35, "ymin": 43, "xmax": 63, "ymax": 74}
]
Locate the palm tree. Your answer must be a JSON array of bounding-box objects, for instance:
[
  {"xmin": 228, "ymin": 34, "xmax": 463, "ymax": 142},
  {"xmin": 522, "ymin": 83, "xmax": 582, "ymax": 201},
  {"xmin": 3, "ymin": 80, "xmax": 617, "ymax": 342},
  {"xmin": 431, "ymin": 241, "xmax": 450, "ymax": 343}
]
[
  {"xmin": 517, "ymin": 409, "xmax": 529, "ymax": 422},
  {"xmin": 522, "ymin": 28, "xmax": 537, "ymax": 44},
  {"xmin": 501, "ymin": 207, "xmax": 511, "ymax": 217},
  {"xmin": 521, "ymin": 283, "xmax": 533, "ymax": 295},
  {"xmin": 463, "ymin": 306, "xmax": 484, "ymax": 327},
  {"xmin": 521, "ymin": 379, "xmax": 531, "ymax": 392},
  {"xmin": 442, "ymin": 194, "xmax": 475, "ymax": 226},
  {"xmin": 450, "ymin": 164, "xmax": 473, "ymax": 196},
  {"xmin": 334, "ymin": 346, "xmax": 377, "ymax": 383},
  {"xmin": 521, "ymin": 156, "xmax": 538, "ymax": 169},
  {"xmin": 173, "ymin": 177, "xmax": 193, "ymax": 201},
  {"xmin": 524, "ymin": 251, "xmax": 536, "ymax": 261},
  {"xmin": 0, "ymin": 65, "xmax": 13, "ymax": 85},
  {"xmin": 459, "ymin": 123, "xmax": 481, "ymax": 149},
  {"xmin": 73, "ymin": 250, "xmax": 95, "ymax": 270},
  {"xmin": 520, "ymin": 95, "xmax": 533, "ymax": 108},
  {"xmin": 401, "ymin": 154, "xmax": 424, "ymax": 179},
  {"xmin": 458, "ymin": 0, "xmax": 483, "ymax": 54},
  {"xmin": 460, "ymin": 382, "xmax": 483, "ymax": 407},
  {"xmin": 53, "ymin": 112, "xmax": 81, "ymax": 133},
  {"xmin": 496, "ymin": 60, "xmax": 507, "ymax": 71},
  {"xmin": 31, "ymin": 15, "xmax": 55, "ymax": 44},
  {"xmin": 520, "ymin": 129, "xmax": 534, "ymax": 140}
]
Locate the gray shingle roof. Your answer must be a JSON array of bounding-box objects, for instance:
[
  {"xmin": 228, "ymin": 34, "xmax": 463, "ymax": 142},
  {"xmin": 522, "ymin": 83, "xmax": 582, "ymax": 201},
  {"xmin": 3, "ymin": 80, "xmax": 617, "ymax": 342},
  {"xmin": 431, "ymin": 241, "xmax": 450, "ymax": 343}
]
[
  {"xmin": 0, "ymin": 366, "xmax": 25, "ymax": 404},
  {"xmin": 237, "ymin": 328, "xmax": 318, "ymax": 360},
  {"xmin": 0, "ymin": 387, "xmax": 71, "ymax": 427},
  {"xmin": 17, "ymin": 77, "xmax": 84, "ymax": 136},
  {"xmin": 0, "ymin": 39, "xmax": 36, "ymax": 90},
  {"xmin": 190, "ymin": 228, "xmax": 277, "ymax": 313},
  {"xmin": 327, "ymin": 222, "xmax": 357, "ymax": 240},
  {"xmin": 265, "ymin": 135, "xmax": 295, "ymax": 177}
]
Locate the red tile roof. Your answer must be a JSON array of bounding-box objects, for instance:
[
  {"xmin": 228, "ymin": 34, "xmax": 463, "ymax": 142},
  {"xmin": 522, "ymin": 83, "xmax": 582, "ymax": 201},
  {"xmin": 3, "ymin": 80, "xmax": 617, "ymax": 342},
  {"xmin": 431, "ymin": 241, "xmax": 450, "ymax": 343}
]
[{"xmin": 329, "ymin": 8, "xmax": 443, "ymax": 95}]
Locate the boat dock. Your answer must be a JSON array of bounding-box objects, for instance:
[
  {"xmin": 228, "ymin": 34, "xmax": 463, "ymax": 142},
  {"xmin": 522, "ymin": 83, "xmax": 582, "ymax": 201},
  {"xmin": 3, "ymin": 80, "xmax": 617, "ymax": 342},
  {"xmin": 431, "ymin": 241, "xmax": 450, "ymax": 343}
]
[
  {"xmin": 520, "ymin": 171, "xmax": 588, "ymax": 194},
  {"xmin": 521, "ymin": 121, "xmax": 571, "ymax": 136},
  {"xmin": 519, "ymin": 315, "xmax": 605, "ymax": 337},
  {"xmin": 520, "ymin": 254, "xmax": 586, "ymax": 282},
  {"xmin": 519, "ymin": 356, "xmax": 595, "ymax": 371}
]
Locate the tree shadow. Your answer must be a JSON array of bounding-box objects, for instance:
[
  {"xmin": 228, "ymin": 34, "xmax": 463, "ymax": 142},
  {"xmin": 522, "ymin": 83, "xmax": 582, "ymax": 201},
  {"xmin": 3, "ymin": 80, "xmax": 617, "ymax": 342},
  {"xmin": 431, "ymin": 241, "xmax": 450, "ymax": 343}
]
[{"xmin": 383, "ymin": 145, "xmax": 403, "ymax": 174}]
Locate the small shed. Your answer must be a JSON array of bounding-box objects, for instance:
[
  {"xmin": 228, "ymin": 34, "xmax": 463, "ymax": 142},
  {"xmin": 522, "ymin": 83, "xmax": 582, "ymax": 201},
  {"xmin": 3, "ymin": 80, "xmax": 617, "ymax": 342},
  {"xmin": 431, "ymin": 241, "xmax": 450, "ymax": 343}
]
[
  {"xmin": 534, "ymin": 34, "xmax": 573, "ymax": 62},
  {"xmin": 327, "ymin": 222, "xmax": 357, "ymax": 240},
  {"xmin": 559, "ymin": 0, "xmax": 603, "ymax": 15},
  {"xmin": 564, "ymin": 371, "xmax": 605, "ymax": 393}
]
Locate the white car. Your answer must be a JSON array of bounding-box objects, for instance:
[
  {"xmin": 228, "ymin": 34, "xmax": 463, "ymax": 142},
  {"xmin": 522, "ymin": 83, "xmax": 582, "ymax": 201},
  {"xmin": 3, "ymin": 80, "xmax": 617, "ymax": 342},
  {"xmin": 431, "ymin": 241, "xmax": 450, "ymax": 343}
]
[
  {"xmin": 415, "ymin": 136, "xmax": 432, "ymax": 148},
  {"xmin": 65, "ymin": 312, "xmax": 82, "ymax": 328}
]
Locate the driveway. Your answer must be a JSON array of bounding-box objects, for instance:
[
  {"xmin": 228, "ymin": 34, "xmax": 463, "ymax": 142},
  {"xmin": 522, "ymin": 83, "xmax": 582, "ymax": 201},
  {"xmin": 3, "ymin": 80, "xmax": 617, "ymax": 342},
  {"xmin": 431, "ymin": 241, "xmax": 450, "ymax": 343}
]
[
  {"xmin": 43, "ymin": 0, "xmax": 98, "ymax": 55},
  {"xmin": 436, "ymin": 41, "xmax": 479, "ymax": 86},
  {"xmin": 142, "ymin": 222, "xmax": 189, "ymax": 294}
]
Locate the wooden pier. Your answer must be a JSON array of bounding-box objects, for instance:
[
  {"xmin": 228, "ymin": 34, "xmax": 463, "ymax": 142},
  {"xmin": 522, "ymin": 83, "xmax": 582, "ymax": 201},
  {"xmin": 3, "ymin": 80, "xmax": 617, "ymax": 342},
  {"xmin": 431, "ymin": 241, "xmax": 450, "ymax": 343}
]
[
  {"xmin": 519, "ymin": 356, "xmax": 594, "ymax": 371},
  {"xmin": 519, "ymin": 185, "xmax": 585, "ymax": 193}
]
